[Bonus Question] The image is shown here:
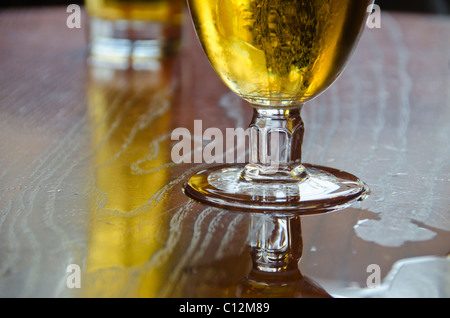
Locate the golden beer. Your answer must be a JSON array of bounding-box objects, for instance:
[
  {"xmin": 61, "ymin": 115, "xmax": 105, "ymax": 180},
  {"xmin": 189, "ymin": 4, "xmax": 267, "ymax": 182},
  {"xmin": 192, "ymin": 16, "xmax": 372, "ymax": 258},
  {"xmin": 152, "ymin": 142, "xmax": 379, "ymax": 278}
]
[{"xmin": 188, "ymin": 0, "xmax": 371, "ymax": 106}]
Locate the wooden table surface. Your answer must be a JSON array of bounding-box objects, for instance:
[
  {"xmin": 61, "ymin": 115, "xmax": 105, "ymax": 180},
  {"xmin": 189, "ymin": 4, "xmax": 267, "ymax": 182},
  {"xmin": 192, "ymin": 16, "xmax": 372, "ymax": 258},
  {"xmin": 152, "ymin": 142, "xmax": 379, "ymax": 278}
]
[{"xmin": 0, "ymin": 6, "xmax": 449, "ymax": 298}]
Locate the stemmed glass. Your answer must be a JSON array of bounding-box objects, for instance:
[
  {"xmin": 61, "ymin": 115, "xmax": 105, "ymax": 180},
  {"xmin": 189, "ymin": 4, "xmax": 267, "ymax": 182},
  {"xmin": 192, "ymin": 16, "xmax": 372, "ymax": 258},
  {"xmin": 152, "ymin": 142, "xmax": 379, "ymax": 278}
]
[{"xmin": 184, "ymin": 0, "xmax": 373, "ymax": 213}]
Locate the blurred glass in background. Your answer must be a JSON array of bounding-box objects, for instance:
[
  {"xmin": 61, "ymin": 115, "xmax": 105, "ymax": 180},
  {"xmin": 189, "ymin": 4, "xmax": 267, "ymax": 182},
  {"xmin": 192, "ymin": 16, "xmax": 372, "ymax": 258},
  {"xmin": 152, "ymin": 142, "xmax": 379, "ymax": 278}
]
[{"xmin": 84, "ymin": 0, "xmax": 184, "ymax": 69}]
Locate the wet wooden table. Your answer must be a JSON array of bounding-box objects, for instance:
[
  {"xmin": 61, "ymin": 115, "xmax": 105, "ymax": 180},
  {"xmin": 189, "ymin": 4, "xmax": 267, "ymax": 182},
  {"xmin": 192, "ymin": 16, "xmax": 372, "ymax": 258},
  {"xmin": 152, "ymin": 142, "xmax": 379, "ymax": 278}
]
[{"xmin": 0, "ymin": 7, "xmax": 449, "ymax": 298}]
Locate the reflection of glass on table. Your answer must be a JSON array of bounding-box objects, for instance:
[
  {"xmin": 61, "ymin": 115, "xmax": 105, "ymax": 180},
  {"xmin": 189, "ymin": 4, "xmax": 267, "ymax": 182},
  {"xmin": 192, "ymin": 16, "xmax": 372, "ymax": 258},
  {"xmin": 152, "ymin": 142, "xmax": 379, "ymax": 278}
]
[
  {"xmin": 85, "ymin": 0, "xmax": 184, "ymax": 68},
  {"xmin": 236, "ymin": 214, "xmax": 330, "ymax": 298},
  {"xmin": 83, "ymin": 57, "xmax": 179, "ymax": 297}
]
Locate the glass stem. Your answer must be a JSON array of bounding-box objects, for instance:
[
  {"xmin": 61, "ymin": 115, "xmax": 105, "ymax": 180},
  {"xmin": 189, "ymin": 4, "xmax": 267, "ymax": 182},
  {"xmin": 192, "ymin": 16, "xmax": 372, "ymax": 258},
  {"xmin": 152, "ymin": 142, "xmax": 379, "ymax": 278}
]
[{"xmin": 241, "ymin": 106, "xmax": 308, "ymax": 182}]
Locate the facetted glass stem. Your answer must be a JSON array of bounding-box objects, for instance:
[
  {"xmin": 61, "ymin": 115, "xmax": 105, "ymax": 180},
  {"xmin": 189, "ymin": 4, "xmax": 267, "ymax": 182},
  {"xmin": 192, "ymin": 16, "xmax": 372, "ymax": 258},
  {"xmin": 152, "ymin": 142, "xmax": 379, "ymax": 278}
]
[{"xmin": 241, "ymin": 106, "xmax": 308, "ymax": 183}]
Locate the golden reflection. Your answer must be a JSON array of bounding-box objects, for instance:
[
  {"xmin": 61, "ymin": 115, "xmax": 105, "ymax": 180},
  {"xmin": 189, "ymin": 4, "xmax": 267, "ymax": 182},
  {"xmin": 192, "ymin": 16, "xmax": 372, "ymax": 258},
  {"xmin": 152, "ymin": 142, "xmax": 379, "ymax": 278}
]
[
  {"xmin": 83, "ymin": 57, "xmax": 179, "ymax": 297},
  {"xmin": 177, "ymin": 213, "xmax": 331, "ymax": 298}
]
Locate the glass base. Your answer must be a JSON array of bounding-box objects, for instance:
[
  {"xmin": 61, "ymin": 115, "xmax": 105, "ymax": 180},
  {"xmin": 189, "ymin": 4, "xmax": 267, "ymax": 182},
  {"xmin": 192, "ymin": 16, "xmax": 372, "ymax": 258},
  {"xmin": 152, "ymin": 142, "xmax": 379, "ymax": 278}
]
[{"xmin": 183, "ymin": 164, "xmax": 369, "ymax": 214}]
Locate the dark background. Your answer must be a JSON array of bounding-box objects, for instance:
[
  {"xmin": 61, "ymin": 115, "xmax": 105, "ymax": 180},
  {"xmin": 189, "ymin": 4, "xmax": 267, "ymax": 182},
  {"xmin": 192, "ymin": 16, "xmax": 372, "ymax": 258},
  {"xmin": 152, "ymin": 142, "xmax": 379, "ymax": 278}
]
[{"xmin": 1, "ymin": 0, "xmax": 450, "ymax": 14}]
